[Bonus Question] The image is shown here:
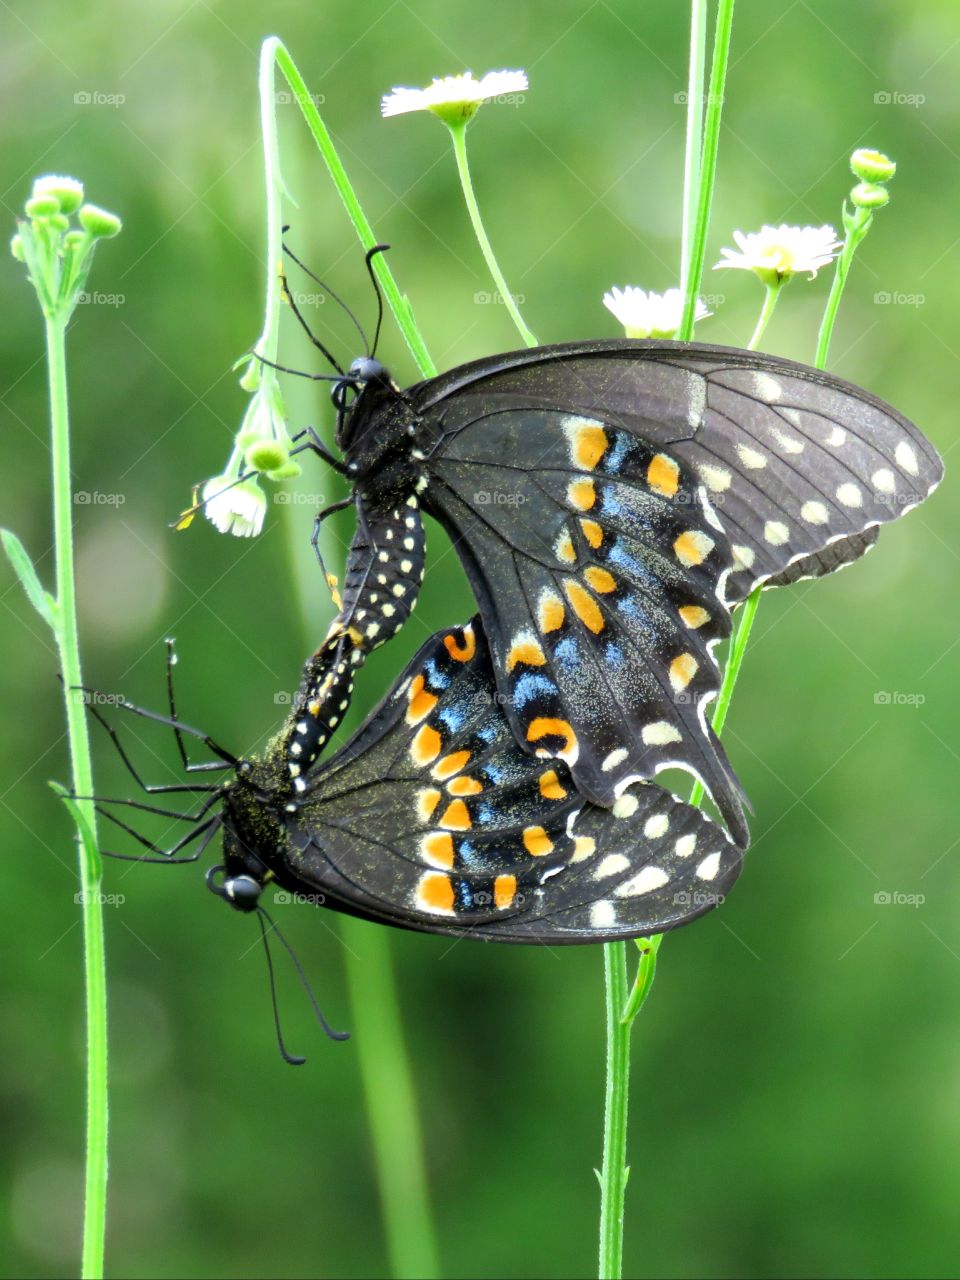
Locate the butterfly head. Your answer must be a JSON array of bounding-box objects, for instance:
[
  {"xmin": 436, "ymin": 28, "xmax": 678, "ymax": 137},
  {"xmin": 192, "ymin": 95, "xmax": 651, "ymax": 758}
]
[{"xmin": 333, "ymin": 358, "xmax": 409, "ymax": 455}]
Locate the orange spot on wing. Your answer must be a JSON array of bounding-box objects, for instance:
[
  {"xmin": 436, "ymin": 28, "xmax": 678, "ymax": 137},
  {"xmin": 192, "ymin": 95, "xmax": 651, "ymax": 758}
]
[
  {"xmin": 422, "ymin": 832, "xmax": 455, "ymax": 868},
  {"xmin": 563, "ymin": 580, "xmax": 605, "ymax": 633},
  {"xmin": 523, "ymin": 826, "xmax": 554, "ymax": 857},
  {"xmin": 526, "ymin": 717, "xmax": 578, "ymax": 762},
  {"xmin": 584, "ymin": 566, "xmax": 616, "ymax": 594},
  {"xmin": 569, "ymin": 422, "xmax": 608, "ymax": 470},
  {"xmin": 444, "ymin": 626, "xmax": 476, "ymax": 662},
  {"xmin": 647, "ymin": 453, "xmax": 680, "ymax": 498},
  {"xmin": 568, "ymin": 478, "xmax": 596, "ymax": 510},
  {"xmin": 539, "ymin": 769, "xmax": 568, "ymax": 800},
  {"xmin": 439, "ymin": 799, "xmax": 472, "ymax": 830},
  {"xmin": 538, "ymin": 592, "xmax": 566, "ymax": 633},
  {"xmin": 418, "ymin": 872, "xmax": 455, "ymax": 913},
  {"xmin": 406, "ymin": 674, "xmax": 438, "ymax": 724},
  {"xmin": 448, "ymin": 775, "xmax": 483, "ymax": 797},
  {"xmin": 417, "ymin": 789, "xmax": 442, "ymax": 822},
  {"xmin": 669, "ymin": 652, "xmax": 699, "ymax": 692},
  {"xmin": 432, "ymin": 750, "xmax": 471, "ymax": 780},
  {"xmin": 506, "ymin": 638, "xmax": 547, "ymax": 673},
  {"xmin": 411, "ymin": 723, "xmax": 442, "ymax": 765},
  {"xmin": 494, "ymin": 874, "xmax": 517, "ymax": 909},
  {"xmin": 679, "ymin": 605, "xmax": 710, "ymax": 629},
  {"xmin": 580, "ymin": 519, "xmax": 603, "ymax": 549},
  {"xmin": 673, "ymin": 530, "xmax": 714, "ymax": 568}
]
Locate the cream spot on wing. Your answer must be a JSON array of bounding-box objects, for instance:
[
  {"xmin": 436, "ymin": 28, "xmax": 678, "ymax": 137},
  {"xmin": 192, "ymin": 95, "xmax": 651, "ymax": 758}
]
[
  {"xmin": 612, "ymin": 793, "xmax": 639, "ymax": 819},
  {"xmin": 590, "ymin": 900, "xmax": 616, "ymax": 928},
  {"xmin": 872, "ymin": 468, "xmax": 896, "ymax": 494},
  {"xmin": 772, "ymin": 428, "xmax": 804, "ymax": 454},
  {"xmin": 764, "ymin": 520, "xmax": 789, "ymax": 546},
  {"xmin": 675, "ymin": 833, "xmax": 696, "ymax": 858},
  {"xmin": 736, "ymin": 444, "xmax": 767, "ymax": 470},
  {"xmin": 643, "ymin": 813, "xmax": 669, "ymax": 839},
  {"xmin": 732, "ymin": 544, "xmax": 755, "ymax": 570},
  {"xmin": 825, "ymin": 426, "xmax": 847, "ymax": 447},
  {"xmin": 602, "ymin": 747, "xmax": 628, "ymax": 772},
  {"xmin": 836, "ymin": 482, "xmax": 863, "ymax": 508},
  {"xmin": 800, "ymin": 500, "xmax": 829, "ymax": 524},
  {"xmin": 615, "ymin": 865, "xmax": 670, "ymax": 897},
  {"xmin": 594, "ymin": 853, "xmax": 631, "ymax": 880},
  {"xmin": 572, "ymin": 836, "xmax": 596, "ymax": 862},
  {"xmin": 696, "ymin": 851, "xmax": 722, "ymax": 881},
  {"xmin": 642, "ymin": 721, "xmax": 682, "ymax": 746},
  {"xmin": 697, "ymin": 463, "xmax": 732, "ymax": 493},
  {"xmin": 895, "ymin": 440, "xmax": 919, "ymax": 475}
]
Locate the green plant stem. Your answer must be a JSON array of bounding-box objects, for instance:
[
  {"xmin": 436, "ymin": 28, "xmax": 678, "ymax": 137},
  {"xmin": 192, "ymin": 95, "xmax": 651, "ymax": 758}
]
[
  {"xmin": 266, "ymin": 38, "xmax": 436, "ymax": 377},
  {"xmin": 678, "ymin": 0, "xmax": 737, "ymax": 341},
  {"xmin": 447, "ymin": 121, "xmax": 538, "ymax": 348},
  {"xmin": 47, "ymin": 315, "xmax": 108, "ymax": 1279},
  {"xmin": 598, "ymin": 941, "xmax": 631, "ymax": 1280},
  {"xmin": 680, "ymin": 0, "xmax": 708, "ymax": 296},
  {"xmin": 748, "ymin": 280, "xmax": 782, "ymax": 352},
  {"xmin": 814, "ymin": 209, "xmax": 871, "ymax": 371},
  {"xmin": 341, "ymin": 922, "xmax": 440, "ymax": 1279}
]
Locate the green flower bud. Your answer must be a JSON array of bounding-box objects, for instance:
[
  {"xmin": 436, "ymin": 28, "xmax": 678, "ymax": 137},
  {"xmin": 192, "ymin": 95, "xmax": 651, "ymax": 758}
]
[
  {"xmin": 850, "ymin": 182, "xmax": 890, "ymax": 210},
  {"xmin": 850, "ymin": 149, "xmax": 896, "ymax": 184},
  {"xmin": 25, "ymin": 195, "xmax": 60, "ymax": 218},
  {"xmin": 32, "ymin": 175, "xmax": 85, "ymax": 213},
  {"xmin": 78, "ymin": 203, "xmax": 122, "ymax": 238},
  {"xmin": 10, "ymin": 233, "xmax": 24, "ymax": 263},
  {"xmin": 245, "ymin": 439, "xmax": 289, "ymax": 472},
  {"xmin": 48, "ymin": 214, "xmax": 70, "ymax": 232},
  {"xmin": 266, "ymin": 459, "xmax": 303, "ymax": 482},
  {"xmin": 64, "ymin": 230, "xmax": 86, "ymax": 249}
]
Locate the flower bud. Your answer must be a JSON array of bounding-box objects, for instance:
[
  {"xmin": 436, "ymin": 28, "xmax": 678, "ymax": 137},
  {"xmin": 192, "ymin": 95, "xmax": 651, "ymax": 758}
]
[
  {"xmin": 850, "ymin": 182, "xmax": 890, "ymax": 210},
  {"xmin": 25, "ymin": 195, "xmax": 60, "ymax": 218},
  {"xmin": 244, "ymin": 439, "xmax": 289, "ymax": 472},
  {"xmin": 850, "ymin": 149, "xmax": 895, "ymax": 184},
  {"xmin": 266, "ymin": 459, "xmax": 302, "ymax": 482},
  {"xmin": 78, "ymin": 203, "xmax": 122, "ymax": 238},
  {"xmin": 10, "ymin": 233, "xmax": 24, "ymax": 262},
  {"xmin": 48, "ymin": 214, "xmax": 70, "ymax": 232},
  {"xmin": 32, "ymin": 175, "xmax": 85, "ymax": 214}
]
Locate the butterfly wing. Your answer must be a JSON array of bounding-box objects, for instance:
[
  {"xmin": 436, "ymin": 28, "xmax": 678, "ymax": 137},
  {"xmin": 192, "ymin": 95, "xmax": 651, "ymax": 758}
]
[
  {"xmin": 280, "ymin": 619, "xmax": 743, "ymax": 943},
  {"xmin": 410, "ymin": 340, "xmax": 942, "ymax": 824}
]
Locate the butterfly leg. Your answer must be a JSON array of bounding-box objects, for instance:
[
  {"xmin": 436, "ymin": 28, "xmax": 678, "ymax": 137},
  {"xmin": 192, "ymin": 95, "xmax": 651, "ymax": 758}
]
[{"xmin": 99, "ymin": 813, "xmax": 223, "ymax": 866}]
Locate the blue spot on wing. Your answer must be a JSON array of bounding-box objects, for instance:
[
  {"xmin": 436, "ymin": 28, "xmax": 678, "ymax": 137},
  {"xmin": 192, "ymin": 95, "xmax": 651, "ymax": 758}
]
[
  {"xmin": 424, "ymin": 657, "xmax": 451, "ymax": 690},
  {"xmin": 553, "ymin": 637, "xmax": 579, "ymax": 670},
  {"xmin": 438, "ymin": 703, "xmax": 466, "ymax": 733},
  {"xmin": 512, "ymin": 672, "xmax": 558, "ymax": 708},
  {"xmin": 604, "ymin": 431, "xmax": 631, "ymax": 473},
  {"xmin": 609, "ymin": 543, "xmax": 658, "ymax": 590}
]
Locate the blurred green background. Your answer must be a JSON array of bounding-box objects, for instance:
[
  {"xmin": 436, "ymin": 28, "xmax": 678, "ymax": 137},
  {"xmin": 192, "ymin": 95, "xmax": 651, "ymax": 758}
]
[{"xmin": 2, "ymin": 1, "xmax": 958, "ymax": 1277}]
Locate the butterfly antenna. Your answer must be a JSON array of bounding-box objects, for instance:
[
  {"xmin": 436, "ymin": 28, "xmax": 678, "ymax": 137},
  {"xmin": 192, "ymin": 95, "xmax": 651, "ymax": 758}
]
[
  {"xmin": 255, "ymin": 909, "xmax": 307, "ymax": 1065},
  {"xmin": 365, "ymin": 244, "xmax": 389, "ymax": 358},
  {"xmin": 281, "ymin": 229, "xmax": 371, "ymax": 359},
  {"xmin": 257, "ymin": 905, "xmax": 351, "ymax": 1047}
]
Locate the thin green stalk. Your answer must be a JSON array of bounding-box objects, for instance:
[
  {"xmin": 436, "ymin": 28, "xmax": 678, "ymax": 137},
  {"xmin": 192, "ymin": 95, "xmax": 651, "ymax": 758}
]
[
  {"xmin": 598, "ymin": 941, "xmax": 631, "ymax": 1280},
  {"xmin": 447, "ymin": 121, "xmax": 538, "ymax": 348},
  {"xmin": 267, "ymin": 38, "xmax": 436, "ymax": 378},
  {"xmin": 814, "ymin": 208, "xmax": 872, "ymax": 371},
  {"xmin": 47, "ymin": 315, "xmax": 108, "ymax": 1279},
  {"xmin": 680, "ymin": 0, "xmax": 708, "ymax": 296},
  {"xmin": 678, "ymin": 0, "xmax": 737, "ymax": 341},
  {"xmin": 620, "ymin": 935, "xmax": 662, "ymax": 1028},
  {"xmin": 747, "ymin": 280, "xmax": 782, "ymax": 352}
]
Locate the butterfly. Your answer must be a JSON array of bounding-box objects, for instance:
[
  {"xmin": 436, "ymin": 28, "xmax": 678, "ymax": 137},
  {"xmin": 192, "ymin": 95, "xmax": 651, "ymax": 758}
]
[
  {"xmin": 91, "ymin": 619, "xmax": 742, "ymax": 946},
  {"xmin": 286, "ymin": 335, "xmax": 942, "ymax": 848}
]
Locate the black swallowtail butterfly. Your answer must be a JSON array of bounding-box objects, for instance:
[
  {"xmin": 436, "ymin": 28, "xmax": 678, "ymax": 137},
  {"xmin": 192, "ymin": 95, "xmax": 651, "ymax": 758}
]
[
  {"xmin": 290, "ymin": 337, "xmax": 942, "ymax": 848},
  {"xmin": 91, "ymin": 619, "xmax": 742, "ymax": 944}
]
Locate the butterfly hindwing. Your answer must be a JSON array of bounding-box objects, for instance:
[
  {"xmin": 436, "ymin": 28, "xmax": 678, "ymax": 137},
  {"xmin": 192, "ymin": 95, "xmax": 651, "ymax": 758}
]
[{"xmin": 281, "ymin": 619, "xmax": 742, "ymax": 942}]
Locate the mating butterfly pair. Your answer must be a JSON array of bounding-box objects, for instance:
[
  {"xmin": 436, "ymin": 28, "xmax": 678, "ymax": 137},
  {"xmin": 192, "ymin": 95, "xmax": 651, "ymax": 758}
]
[{"xmin": 95, "ymin": 339, "xmax": 941, "ymax": 958}]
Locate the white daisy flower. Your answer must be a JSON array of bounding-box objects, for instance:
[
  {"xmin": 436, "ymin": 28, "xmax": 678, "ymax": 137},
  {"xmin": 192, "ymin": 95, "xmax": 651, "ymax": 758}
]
[
  {"xmin": 714, "ymin": 224, "xmax": 842, "ymax": 281},
  {"xmin": 202, "ymin": 475, "xmax": 267, "ymax": 538},
  {"xmin": 381, "ymin": 70, "xmax": 528, "ymax": 124},
  {"xmin": 602, "ymin": 286, "xmax": 711, "ymax": 339}
]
